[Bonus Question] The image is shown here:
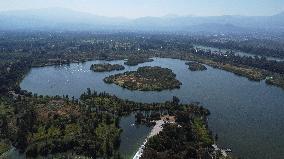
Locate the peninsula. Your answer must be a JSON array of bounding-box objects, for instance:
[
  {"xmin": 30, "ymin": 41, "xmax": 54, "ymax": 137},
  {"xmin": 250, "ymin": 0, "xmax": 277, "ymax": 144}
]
[{"xmin": 186, "ymin": 61, "xmax": 207, "ymax": 71}]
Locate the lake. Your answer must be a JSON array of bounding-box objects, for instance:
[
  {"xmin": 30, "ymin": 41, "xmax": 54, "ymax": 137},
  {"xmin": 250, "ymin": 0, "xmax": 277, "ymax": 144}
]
[{"xmin": 20, "ymin": 58, "xmax": 284, "ymax": 159}]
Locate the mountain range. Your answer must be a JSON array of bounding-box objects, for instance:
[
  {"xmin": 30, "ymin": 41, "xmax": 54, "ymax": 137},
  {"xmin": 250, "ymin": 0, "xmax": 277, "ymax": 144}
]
[{"xmin": 0, "ymin": 8, "xmax": 283, "ymax": 33}]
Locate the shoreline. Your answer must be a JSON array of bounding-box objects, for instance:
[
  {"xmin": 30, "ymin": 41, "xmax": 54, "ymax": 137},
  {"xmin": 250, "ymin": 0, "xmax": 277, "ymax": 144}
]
[{"xmin": 132, "ymin": 120, "xmax": 165, "ymax": 159}]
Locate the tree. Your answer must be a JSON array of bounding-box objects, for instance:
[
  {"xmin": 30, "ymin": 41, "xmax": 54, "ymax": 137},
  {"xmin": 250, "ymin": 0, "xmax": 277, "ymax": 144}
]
[{"xmin": 172, "ymin": 96, "xmax": 180, "ymax": 105}]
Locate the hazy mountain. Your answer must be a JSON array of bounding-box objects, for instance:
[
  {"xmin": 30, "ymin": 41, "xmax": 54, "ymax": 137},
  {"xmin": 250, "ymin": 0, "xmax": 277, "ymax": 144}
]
[
  {"xmin": 0, "ymin": 8, "xmax": 128, "ymax": 31},
  {"xmin": 0, "ymin": 8, "xmax": 283, "ymax": 33}
]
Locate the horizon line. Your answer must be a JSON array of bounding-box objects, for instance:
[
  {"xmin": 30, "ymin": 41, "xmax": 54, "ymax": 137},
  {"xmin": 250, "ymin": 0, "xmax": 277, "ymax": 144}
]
[{"xmin": 0, "ymin": 7, "xmax": 282, "ymax": 19}]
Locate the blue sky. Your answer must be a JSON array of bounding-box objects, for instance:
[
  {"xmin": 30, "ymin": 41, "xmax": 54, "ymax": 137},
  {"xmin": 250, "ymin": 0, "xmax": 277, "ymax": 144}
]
[{"xmin": 1, "ymin": 0, "xmax": 284, "ymax": 18}]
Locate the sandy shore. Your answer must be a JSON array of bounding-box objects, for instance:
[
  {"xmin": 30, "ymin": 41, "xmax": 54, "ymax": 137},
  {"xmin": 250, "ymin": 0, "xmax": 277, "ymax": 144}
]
[
  {"xmin": 133, "ymin": 115, "xmax": 176, "ymax": 159},
  {"xmin": 149, "ymin": 120, "xmax": 164, "ymax": 138},
  {"xmin": 132, "ymin": 120, "xmax": 165, "ymax": 159}
]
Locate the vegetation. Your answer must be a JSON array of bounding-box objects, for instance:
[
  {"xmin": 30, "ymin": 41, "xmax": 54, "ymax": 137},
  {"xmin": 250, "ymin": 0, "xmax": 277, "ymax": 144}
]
[
  {"xmin": 0, "ymin": 91, "xmax": 123, "ymax": 158},
  {"xmin": 187, "ymin": 48, "xmax": 284, "ymax": 88},
  {"xmin": 0, "ymin": 31, "xmax": 283, "ymax": 89},
  {"xmin": 186, "ymin": 61, "xmax": 207, "ymax": 71},
  {"xmin": 0, "ymin": 99, "xmax": 12, "ymax": 155},
  {"xmin": 193, "ymin": 36, "xmax": 284, "ymax": 58},
  {"xmin": 1, "ymin": 31, "xmax": 284, "ymax": 158},
  {"xmin": 90, "ymin": 63, "xmax": 125, "ymax": 72},
  {"xmin": 104, "ymin": 66, "xmax": 182, "ymax": 91},
  {"xmin": 0, "ymin": 88, "xmax": 219, "ymax": 158},
  {"xmin": 124, "ymin": 56, "xmax": 154, "ymax": 66},
  {"xmin": 139, "ymin": 98, "xmax": 234, "ymax": 159},
  {"xmin": 140, "ymin": 101, "xmax": 215, "ymax": 159},
  {"xmin": 158, "ymin": 45, "xmax": 284, "ymax": 88},
  {"xmin": 0, "ymin": 142, "xmax": 10, "ymax": 155},
  {"xmin": 265, "ymin": 74, "xmax": 284, "ymax": 89},
  {"xmin": 0, "ymin": 82, "xmax": 222, "ymax": 159}
]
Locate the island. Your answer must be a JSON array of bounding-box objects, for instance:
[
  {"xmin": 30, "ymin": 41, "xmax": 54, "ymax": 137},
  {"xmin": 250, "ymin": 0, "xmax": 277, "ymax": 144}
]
[
  {"xmin": 104, "ymin": 66, "xmax": 182, "ymax": 91},
  {"xmin": 90, "ymin": 63, "xmax": 125, "ymax": 72},
  {"xmin": 186, "ymin": 61, "xmax": 207, "ymax": 71},
  {"xmin": 124, "ymin": 57, "xmax": 154, "ymax": 66}
]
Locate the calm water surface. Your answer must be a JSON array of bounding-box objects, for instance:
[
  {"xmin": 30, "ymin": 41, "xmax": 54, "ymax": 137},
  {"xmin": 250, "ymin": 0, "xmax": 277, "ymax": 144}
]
[{"xmin": 20, "ymin": 58, "xmax": 284, "ymax": 159}]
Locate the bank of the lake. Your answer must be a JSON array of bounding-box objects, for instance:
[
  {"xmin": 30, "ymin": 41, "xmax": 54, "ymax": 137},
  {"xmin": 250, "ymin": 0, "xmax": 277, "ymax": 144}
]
[
  {"xmin": 20, "ymin": 58, "xmax": 284, "ymax": 159},
  {"xmin": 194, "ymin": 44, "xmax": 284, "ymax": 62},
  {"xmin": 119, "ymin": 114, "xmax": 153, "ymax": 158}
]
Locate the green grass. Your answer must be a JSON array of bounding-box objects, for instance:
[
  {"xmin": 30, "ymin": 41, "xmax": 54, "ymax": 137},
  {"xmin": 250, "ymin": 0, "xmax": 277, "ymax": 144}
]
[
  {"xmin": 0, "ymin": 142, "xmax": 10, "ymax": 155},
  {"xmin": 192, "ymin": 118, "xmax": 213, "ymax": 145}
]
